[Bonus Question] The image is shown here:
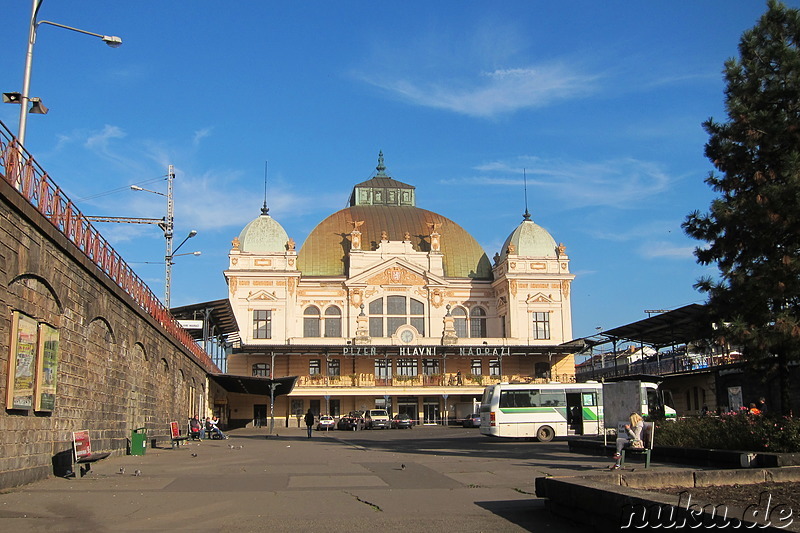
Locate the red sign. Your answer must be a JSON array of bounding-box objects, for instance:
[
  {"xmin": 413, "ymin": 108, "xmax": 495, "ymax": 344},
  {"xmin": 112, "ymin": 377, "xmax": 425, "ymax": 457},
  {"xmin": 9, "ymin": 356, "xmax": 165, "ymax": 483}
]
[
  {"xmin": 73, "ymin": 430, "xmax": 91, "ymax": 460},
  {"xmin": 170, "ymin": 421, "xmax": 180, "ymax": 439}
]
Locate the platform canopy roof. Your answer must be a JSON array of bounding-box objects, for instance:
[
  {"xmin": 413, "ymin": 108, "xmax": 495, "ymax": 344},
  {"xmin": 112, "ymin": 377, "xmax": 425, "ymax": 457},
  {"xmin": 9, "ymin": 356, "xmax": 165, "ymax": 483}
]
[{"xmin": 574, "ymin": 304, "xmax": 712, "ymax": 350}]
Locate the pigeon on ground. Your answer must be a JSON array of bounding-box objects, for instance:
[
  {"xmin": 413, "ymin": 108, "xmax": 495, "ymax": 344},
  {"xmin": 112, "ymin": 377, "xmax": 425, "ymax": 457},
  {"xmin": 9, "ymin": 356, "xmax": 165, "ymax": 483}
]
[
  {"xmin": 118, "ymin": 467, "xmax": 125, "ymax": 475},
  {"xmin": 191, "ymin": 453, "xmax": 198, "ymax": 457},
  {"xmin": 401, "ymin": 464, "xmax": 406, "ymax": 470},
  {"xmin": 133, "ymin": 469, "xmax": 141, "ymax": 476}
]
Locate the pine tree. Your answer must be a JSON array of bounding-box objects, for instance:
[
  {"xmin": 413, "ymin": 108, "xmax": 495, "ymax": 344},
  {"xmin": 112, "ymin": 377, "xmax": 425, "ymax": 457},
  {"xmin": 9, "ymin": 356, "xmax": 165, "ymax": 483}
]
[{"xmin": 683, "ymin": 0, "xmax": 800, "ymax": 415}]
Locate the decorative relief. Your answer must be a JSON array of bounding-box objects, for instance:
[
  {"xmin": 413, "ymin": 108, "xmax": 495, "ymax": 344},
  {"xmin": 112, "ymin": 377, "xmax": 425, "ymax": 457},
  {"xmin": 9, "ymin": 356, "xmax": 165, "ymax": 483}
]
[
  {"xmin": 275, "ymin": 281, "xmax": 286, "ymax": 286},
  {"xmin": 561, "ymin": 263, "xmax": 567, "ymax": 270},
  {"xmin": 509, "ymin": 280, "xmax": 518, "ymax": 297},
  {"xmin": 253, "ymin": 281, "xmax": 273, "ymax": 286},
  {"xmin": 561, "ymin": 280, "xmax": 571, "ymax": 297},
  {"xmin": 430, "ymin": 288, "xmax": 444, "ymax": 308},
  {"xmin": 231, "ymin": 237, "xmax": 240, "ymax": 251},
  {"xmin": 510, "ymin": 262, "xmax": 516, "ymax": 269},
  {"xmin": 531, "ymin": 262, "xmax": 546, "ymax": 269},
  {"xmin": 288, "ymin": 277, "xmax": 298, "ymax": 295},
  {"xmin": 367, "ymin": 267, "xmax": 424, "ymax": 286},
  {"xmin": 531, "ymin": 283, "xmax": 548, "ymax": 288},
  {"xmin": 231, "ymin": 257, "xmax": 238, "ymax": 265},
  {"xmin": 558, "ymin": 243, "xmax": 567, "ymax": 256},
  {"xmin": 255, "ymin": 259, "xmax": 272, "ymax": 267},
  {"xmin": 287, "ymin": 238, "xmax": 296, "ymax": 251},
  {"xmin": 240, "ymin": 280, "xmax": 250, "ymax": 286},
  {"xmin": 289, "ymin": 258, "xmax": 295, "ymax": 266},
  {"xmin": 230, "ymin": 278, "xmax": 238, "ymax": 294},
  {"xmin": 350, "ymin": 288, "xmax": 363, "ymax": 308},
  {"xmin": 526, "ymin": 293, "xmax": 551, "ymax": 303}
]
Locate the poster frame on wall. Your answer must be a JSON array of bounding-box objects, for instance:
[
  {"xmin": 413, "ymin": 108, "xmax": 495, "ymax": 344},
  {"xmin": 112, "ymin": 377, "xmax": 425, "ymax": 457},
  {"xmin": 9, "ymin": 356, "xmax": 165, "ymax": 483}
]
[
  {"xmin": 6, "ymin": 311, "xmax": 38, "ymax": 411},
  {"xmin": 34, "ymin": 322, "xmax": 59, "ymax": 412}
]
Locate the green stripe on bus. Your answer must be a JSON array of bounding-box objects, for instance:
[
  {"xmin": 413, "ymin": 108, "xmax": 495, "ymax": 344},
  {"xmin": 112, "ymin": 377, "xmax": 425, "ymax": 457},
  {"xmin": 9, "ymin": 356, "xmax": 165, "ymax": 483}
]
[
  {"xmin": 499, "ymin": 407, "xmax": 560, "ymax": 414},
  {"xmin": 582, "ymin": 407, "xmax": 598, "ymax": 421}
]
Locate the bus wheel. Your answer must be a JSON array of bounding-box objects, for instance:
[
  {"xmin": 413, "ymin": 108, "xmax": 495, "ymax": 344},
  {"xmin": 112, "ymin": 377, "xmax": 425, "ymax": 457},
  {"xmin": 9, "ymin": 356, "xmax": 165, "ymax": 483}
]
[{"xmin": 536, "ymin": 425, "xmax": 555, "ymax": 442}]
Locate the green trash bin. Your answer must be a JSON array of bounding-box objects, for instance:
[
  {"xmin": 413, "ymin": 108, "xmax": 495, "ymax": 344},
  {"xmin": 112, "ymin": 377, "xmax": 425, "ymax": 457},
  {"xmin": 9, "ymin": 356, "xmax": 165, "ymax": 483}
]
[{"xmin": 130, "ymin": 427, "xmax": 147, "ymax": 456}]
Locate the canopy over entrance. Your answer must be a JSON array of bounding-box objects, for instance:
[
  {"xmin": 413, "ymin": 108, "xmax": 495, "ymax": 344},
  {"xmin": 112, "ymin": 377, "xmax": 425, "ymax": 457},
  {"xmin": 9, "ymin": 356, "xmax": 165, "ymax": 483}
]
[{"xmin": 209, "ymin": 374, "xmax": 297, "ymax": 397}]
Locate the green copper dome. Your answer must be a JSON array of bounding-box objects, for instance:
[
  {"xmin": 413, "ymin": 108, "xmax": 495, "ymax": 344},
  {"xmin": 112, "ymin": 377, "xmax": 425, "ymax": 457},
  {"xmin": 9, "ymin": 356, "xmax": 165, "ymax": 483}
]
[
  {"xmin": 238, "ymin": 207, "xmax": 290, "ymax": 253},
  {"xmin": 501, "ymin": 213, "xmax": 558, "ymax": 259}
]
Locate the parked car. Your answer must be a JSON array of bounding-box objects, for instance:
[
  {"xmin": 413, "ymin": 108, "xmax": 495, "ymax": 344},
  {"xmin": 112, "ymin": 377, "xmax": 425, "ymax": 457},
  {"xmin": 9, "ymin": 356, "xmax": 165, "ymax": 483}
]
[
  {"xmin": 317, "ymin": 415, "xmax": 335, "ymax": 431},
  {"xmin": 463, "ymin": 413, "xmax": 481, "ymax": 428},
  {"xmin": 391, "ymin": 413, "xmax": 413, "ymax": 429},
  {"xmin": 338, "ymin": 411, "xmax": 365, "ymax": 431},
  {"xmin": 365, "ymin": 409, "xmax": 391, "ymax": 429}
]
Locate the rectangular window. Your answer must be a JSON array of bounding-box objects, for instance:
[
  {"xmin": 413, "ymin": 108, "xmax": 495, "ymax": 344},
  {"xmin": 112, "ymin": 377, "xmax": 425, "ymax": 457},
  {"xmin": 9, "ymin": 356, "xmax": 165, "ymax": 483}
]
[
  {"xmin": 374, "ymin": 359, "xmax": 391, "ymax": 378},
  {"xmin": 304, "ymin": 317, "xmax": 320, "ymax": 337},
  {"xmin": 309, "ymin": 359, "xmax": 321, "ymax": 375},
  {"xmin": 500, "ymin": 389, "xmax": 565, "ymax": 408},
  {"xmin": 422, "ymin": 359, "xmax": 439, "ymax": 375},
  {"xmin": 253, "ymin": 310, "xmax": 272, "ymax": 339},
  {"xmin": 489, "ymin": 359, "xmax": 501, "ymax": 377},
  {"xmin": 471, "ymin": 359, "xmax": 482, "ymax": 375},
  {"xmin": 252, "ymin": 363, "xmax": 270, "ymax": 377},
  {"xmin": 532, "ymin": 312, "xmax": 550, "ymax": 340},
  {"xmin": 397, "ymin": 358, "xmax": 418, "ymax": 377},
  {"xmin": 328, "ymin": 358, "xmax": 341, "ymax": 377}
]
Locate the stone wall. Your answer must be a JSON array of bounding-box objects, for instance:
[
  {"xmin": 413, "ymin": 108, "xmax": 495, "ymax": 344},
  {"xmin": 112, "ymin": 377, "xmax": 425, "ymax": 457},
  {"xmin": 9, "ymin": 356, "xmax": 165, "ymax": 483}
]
[{"xmin": 0, "ymin": 177, "xmax": 210, "ymax": 489}]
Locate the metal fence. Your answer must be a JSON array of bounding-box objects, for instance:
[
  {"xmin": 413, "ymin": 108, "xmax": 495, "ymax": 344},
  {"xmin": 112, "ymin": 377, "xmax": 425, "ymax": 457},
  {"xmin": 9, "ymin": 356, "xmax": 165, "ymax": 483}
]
[{"xmin": 0, "ymin": 121, "xmax": 217, "ymax": 372}]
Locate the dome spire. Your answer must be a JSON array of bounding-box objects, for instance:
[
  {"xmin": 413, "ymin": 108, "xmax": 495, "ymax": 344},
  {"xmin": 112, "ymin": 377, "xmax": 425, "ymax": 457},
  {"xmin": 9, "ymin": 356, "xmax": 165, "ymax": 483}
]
[
  {"xmin": 523, "ymin": 168, "xmax": 531, "ymax": 221},
  {"xmin": 376, "ymin": 150, "xmax": 387, "ymax": 177},
  {"xmin": 261, "ymin": 161, "xmax": 270, "ymax": 216}
]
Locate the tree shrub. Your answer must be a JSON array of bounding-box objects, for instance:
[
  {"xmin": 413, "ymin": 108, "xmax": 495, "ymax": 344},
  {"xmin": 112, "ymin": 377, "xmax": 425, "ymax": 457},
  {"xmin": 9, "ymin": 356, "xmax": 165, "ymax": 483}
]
[{"xmin": 655, "ymin": 410, "xmax": 800, "ymax": 452}]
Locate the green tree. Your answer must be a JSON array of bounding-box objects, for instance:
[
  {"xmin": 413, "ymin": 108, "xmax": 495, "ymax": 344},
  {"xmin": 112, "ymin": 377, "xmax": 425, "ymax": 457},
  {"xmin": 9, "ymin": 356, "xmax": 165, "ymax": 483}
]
[{"xmin": 683, "ymin": 1, "xmax": 800, "ymax": 415}]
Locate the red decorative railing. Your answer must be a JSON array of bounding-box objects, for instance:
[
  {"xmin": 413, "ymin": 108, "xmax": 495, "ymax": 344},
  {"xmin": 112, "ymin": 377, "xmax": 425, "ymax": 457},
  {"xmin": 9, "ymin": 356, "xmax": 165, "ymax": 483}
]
[{"xmin": 0, "ymin": 121, "xmax": 217, "ymax": 372}]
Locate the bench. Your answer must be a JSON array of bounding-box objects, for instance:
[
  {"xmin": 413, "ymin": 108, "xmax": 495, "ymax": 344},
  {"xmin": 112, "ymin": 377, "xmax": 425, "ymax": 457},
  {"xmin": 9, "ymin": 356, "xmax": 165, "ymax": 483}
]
[
  {"xmin": 72, "ymin": 430, "xmax": 110, "ymax": 477},
  {"xmin": 170, "ymin": 421, "xmax": 190, "ymax": 448},
  {"xmin": 619, "ymin": 421, "xmax": 655, "ymax": 468}
]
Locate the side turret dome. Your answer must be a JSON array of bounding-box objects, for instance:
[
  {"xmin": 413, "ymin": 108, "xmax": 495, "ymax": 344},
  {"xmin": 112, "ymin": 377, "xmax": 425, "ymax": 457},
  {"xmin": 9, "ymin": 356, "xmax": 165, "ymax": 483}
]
[
  {"xmin": 237, "ymin": 205, "xmax": 290, "ymax": 253},
  {"xmin": 501, "ymin": 211, "xmax": 558, "ymax": 259}
]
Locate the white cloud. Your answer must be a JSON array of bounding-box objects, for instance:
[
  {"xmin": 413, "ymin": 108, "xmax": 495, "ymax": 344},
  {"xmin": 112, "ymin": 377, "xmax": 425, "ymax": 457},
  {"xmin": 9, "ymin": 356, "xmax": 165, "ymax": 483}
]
[
  {"xmin": 363, "ymin": 63, "xmax": 599, "ymax": 118},
  {"xmin": 192, "ymin": 127, "xmax": 212, "ymax": 146},
  {"xmin": 639, "ymin": 241, "xmax": 696, "ymax": 260},
  {"xmin": 463, "ymin": 156, "xmax": 673, "ymax": 209},
  {"xmin": 85, "ymin": 125, "xmax": 126, "ymax": 150}
]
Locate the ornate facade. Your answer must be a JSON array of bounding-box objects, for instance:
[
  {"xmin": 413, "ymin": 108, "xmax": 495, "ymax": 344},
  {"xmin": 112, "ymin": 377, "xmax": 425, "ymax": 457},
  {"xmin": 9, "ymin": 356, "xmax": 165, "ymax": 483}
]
[{"xmin": 224, "ymin": 153, "xmax": 577, "ymax": 426}]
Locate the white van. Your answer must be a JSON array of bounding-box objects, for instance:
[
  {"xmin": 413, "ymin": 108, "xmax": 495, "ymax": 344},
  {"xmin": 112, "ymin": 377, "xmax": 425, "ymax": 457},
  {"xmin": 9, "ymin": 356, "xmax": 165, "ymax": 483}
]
[{"xmin": 366, "ymin": 409, "xmax": 391, "ymax": 429}]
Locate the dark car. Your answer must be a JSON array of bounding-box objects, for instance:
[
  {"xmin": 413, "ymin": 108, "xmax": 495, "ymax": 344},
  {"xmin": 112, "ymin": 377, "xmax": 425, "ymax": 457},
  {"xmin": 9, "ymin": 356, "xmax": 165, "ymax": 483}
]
[
  {"xmin": 391, "ymin": 413, "xmax": 413, "ymax": 429},
  {"xmin": 338, "ymin": 411, "xmax": 365, "ymax": 431},
  {"xmin": 463, "ymin": 413, "xmax": 481, "ymax": 428}
]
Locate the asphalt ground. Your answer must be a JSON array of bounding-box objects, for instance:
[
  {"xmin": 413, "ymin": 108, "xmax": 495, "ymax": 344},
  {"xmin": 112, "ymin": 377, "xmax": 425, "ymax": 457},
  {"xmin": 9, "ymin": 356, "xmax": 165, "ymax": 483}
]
[{"xmin": 0, "ymin": 425, "xmax": 656, "ymax": 532}]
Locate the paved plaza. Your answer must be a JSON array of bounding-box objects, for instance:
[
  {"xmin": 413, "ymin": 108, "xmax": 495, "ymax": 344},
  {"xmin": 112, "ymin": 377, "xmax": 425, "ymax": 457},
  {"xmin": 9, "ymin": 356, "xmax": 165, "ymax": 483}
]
[{"xmin": 0, "ymin": 426, "xmax": 657, "ymax": 532}]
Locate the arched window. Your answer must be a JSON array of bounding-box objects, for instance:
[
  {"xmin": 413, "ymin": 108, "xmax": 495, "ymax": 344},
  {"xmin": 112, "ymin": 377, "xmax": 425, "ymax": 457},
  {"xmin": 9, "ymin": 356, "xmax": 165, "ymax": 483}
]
[
  {"xmin": 367, "ymin": 297, "xmax": 425, "ymax": 337},
  {"xmin": 452, "ymin": 307, "xmax": 467, "ymax": 338},
  {"xmin": 324, "ymin": 306, "xmax": 342, "ymax": 337},
  {"xmin": 303, "ymin": 306, "xmax": 320, "ymax": 337},
  {"xmin": 470, "ymin": 307, "xmax": 487, "ymax": 338}
]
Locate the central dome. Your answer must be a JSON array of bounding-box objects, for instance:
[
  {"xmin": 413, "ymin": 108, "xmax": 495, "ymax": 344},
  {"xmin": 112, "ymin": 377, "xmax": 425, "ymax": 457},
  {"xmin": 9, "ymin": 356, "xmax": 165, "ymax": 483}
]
[{"xmin": 297, "ymin": 205, "xmax": 492, "ymax": 279}]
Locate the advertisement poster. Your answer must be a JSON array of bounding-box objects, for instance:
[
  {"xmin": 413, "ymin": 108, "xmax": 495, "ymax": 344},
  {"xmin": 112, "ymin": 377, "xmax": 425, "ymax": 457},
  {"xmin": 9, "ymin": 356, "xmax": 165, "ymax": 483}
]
[
  {"xmin": 35, "ymin": 323, "xmax": 59, "ymax": 412},
  {"xmin": 6, "ymin": 312, "xmax": 37, "ymax": 410}
]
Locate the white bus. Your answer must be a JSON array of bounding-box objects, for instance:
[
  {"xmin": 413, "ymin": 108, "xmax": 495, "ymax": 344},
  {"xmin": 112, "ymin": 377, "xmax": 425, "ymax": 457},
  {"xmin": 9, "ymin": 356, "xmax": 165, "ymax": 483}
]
[{"xmin": 479, "ymin": 381, "xmax": 672, "ymax": 441}]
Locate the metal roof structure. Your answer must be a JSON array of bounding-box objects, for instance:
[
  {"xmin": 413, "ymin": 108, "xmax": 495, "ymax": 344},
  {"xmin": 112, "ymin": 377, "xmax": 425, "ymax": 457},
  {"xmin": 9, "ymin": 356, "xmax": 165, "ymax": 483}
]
[
  {"xmin": 574, "ymin": 304, "xmax": 711, "ymax": 350},
  {"xmin": 170, "ymin": 298, "xmax": 240, "ymax": 345}
]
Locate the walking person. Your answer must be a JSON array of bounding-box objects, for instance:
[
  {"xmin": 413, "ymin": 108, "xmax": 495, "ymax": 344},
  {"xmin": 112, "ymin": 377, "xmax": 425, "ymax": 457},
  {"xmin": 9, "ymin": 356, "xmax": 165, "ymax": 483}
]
[{"xmin": 304, "ymin": 409, "xmax": 315, "ymax": 438}]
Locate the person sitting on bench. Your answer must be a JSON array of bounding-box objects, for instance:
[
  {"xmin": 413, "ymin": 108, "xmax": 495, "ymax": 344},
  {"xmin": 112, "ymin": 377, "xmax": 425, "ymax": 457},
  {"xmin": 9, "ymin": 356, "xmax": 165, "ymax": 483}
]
[
  {"xmin": 204, "ymin": 417, "xmax": 228, "ymax": 439},
  {"xmin": 612, "ymin": 412, "xmax": 644, "ymax": 469},
  {"xmin": 189, "ymin": 415, "xmax": 202, "ymax": 440}
]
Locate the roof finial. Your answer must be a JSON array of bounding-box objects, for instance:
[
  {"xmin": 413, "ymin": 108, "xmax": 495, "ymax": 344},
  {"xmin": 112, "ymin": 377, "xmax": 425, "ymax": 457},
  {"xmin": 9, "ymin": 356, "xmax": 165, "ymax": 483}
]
[
  {"xmin": 522, "ymin": 168, "xmax": 531, "ymax": 221},
  {"xmin": 261, "ymin": 160, "xmax": 269, "ymax": 216},
  {"xmin": 376, "ymin": 150, "xmax": 387, "ymax": 177}
]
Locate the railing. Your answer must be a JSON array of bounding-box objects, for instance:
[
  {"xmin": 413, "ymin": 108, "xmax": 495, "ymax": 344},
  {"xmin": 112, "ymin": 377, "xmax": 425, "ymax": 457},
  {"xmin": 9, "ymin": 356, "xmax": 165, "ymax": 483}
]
[
  {"xmin": 0, "ymin": 121, "xmax": 217, "ymax": 373},
  {"xmin": 576, "ymin": 352, "xmax": 743, "ymax": 381}
]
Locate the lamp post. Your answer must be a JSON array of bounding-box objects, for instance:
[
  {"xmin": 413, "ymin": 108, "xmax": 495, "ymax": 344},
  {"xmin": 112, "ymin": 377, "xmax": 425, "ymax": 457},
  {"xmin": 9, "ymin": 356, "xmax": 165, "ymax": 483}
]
[
  {"xmin": 131, "ymin": 165, "xmax": 199, "ymax": 308},
  {"xmin": 10, "ymin": 0, "xmax": 122, "ymax": 147}
]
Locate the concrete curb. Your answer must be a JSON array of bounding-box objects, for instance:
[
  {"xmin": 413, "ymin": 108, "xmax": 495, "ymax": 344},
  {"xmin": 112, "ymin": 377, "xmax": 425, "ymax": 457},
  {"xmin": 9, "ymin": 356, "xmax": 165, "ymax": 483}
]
[{"xmin": 535, "ymin": 467, "xmax": 800, "ymax": 531}]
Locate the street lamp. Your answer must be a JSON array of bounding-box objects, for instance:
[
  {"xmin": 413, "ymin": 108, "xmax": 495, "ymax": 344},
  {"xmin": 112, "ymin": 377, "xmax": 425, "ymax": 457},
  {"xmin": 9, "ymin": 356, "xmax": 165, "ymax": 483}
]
[
  {"xmin": 131, "ymin": 165, "xmax": 199, "ymax": 308},
  {"xmin": 6, "ymin": 0, "xmax": 122, "ymax": 146}
]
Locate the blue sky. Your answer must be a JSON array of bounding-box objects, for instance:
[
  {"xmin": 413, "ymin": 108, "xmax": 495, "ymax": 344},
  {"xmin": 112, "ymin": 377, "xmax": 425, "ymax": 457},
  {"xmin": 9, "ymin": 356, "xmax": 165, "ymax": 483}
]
[{"xmin": 2, "ymin": 1, "xmax": 792, "ymax": 339}]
